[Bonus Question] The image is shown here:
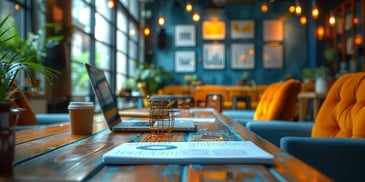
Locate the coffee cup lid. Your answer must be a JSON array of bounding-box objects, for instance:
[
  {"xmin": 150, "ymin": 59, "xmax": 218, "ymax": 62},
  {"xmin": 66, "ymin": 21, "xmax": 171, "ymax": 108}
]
[{"xmin": 68, "ymin": 102, "xmax": 94, "ymax": 109}]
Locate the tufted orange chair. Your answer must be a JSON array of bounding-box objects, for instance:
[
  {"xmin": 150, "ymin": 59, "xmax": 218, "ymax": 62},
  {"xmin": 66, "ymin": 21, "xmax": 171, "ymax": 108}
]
[
  {"xmin": 311, "ymin": 73, "xmax": 365, "ymax": 137},
  {"xmin": 223, "ymin": 79, "xmax": 301, "ymax": 125},
  {"xmin": 246, "ymin": 73, "xmax": 365, "ymax": 181},
  {"xmin": 253, "ymin": 79, "xmax": 301, "ymax": 120}
]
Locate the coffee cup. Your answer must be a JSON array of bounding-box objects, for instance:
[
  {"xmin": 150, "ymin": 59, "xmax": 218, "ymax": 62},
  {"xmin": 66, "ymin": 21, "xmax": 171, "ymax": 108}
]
[{"xmin": 68, "ymin": 102, "xmax": 94, "ymax": 135}]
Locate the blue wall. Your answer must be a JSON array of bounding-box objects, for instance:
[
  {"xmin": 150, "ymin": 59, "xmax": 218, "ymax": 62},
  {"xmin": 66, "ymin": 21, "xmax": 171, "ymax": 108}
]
[{"xmin": 145, "ymin": 1, "xmax": 313, "ymax": 86}]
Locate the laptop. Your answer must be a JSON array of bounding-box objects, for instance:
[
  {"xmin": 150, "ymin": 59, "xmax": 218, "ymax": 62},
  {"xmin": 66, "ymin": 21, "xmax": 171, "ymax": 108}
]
[{"xmin": 85, "ymin": 63, "xmax": 196, "ymax": 132}]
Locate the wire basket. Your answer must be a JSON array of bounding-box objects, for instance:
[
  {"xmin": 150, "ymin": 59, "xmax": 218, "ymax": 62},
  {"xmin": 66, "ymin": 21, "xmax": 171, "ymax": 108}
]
[{"xmin": 148, "ymin": 99, "xmax": 175, "ymax": 141}]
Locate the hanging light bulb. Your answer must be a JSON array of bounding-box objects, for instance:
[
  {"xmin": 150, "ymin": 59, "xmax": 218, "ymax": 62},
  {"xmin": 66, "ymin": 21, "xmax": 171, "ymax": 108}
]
[
  {"xmin": 316, "ymin": 26, "xmax": 325, "ymax": 40},
  {"xmin": 158, "ymin": 16, "xmax": 165, "ymax": 26},
  {"xmin": 329, "ymin": 12, "xmax": 336, "ymax": 26},
  {"xmin": 261, "ymin": 3, "xmax": 269, "ymax": 13},
  {"xmin": 186, "ymin": 2, "xmax": 193, "ymax": 12},
  {"xmin": 311, "ymin": 3, "xmax": 319, "ymax": 19},
  {"xmin": 192, "ymin": 12, "xmax": 200, "ymax": 22},
  {"xmin": 14, "ymin": 3, "xmax": 20, "ymax": 10},
  {"xmin": 353, "ymin": 17, "xmax": 359, "ymax": 24},
  {"xmin": 295, "ymin": 3, "xmax": 302, "ymax": 16},
  {"xmin": 288, "ymin": 5, "xmax": 295, "ymax": 14},
  {"xmin": 300, "ymin": 15, "xmax": 307, "ymax": 25},
  {"xmin": 107, "ymin": 0, "xmax": 114, "ymax": 9},
  {"xmin": 144, "ymin": 27, "xmax": 151, "ymax": 36}
]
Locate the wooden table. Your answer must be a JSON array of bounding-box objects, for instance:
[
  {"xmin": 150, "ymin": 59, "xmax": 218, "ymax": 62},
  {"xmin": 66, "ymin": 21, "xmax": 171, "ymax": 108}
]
[
  {"xmin": 298, "ymin": 92, "xmax": 327, "ymax": 121},
  {"xmin": 3, "ymin": 110, "xmax": 332, "ymax": 181}
]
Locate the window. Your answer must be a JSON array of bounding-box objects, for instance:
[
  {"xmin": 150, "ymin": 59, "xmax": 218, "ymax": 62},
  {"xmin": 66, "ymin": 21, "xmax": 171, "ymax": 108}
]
[{"xmin": 71, "ymin": 0, "xmax": 141, "ymax": 104}]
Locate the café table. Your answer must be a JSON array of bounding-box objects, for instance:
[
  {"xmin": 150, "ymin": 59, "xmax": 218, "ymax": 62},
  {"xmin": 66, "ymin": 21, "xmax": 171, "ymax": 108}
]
[
  {"xmin": 3, "ymin": 109, "xmax": 332, "ymax": 181},
  {"xmin": 298, "ymin": 92, "xmax": 327, "ymax": 121}
]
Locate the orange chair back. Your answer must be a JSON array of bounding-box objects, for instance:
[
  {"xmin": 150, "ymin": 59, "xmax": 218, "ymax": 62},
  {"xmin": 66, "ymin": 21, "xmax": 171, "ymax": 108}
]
[
  {"xmin": 253, "ymin": 79, "xmax": 301, "ymax": 121},
  {"xmin": 312, "ymin": 73, "xmax": 365, "ymax": 138}
]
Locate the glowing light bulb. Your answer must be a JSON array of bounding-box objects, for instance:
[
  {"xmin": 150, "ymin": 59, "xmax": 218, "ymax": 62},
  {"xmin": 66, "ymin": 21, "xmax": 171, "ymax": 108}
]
[
  {"xmin": 192, "ymin": 12, "xmax": 200, "ymax": 22},
  {"xmin": 261, "ymin": 3, "xmax": 268, "ymax": 13},
  {"xmin": 312, "ymin": 6, "xmax": 319, "ymax": 19},
  {"xmin": 158, "ymin": 16, "xmax": 165, "ymax": 26},
  {"xmin": 186, "ymin": 3, "xmax": 193, "ymax": 12}
]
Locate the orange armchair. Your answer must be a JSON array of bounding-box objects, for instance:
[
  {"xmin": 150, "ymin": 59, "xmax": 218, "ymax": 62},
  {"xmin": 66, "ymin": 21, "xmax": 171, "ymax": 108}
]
[
  {"xmin": 223, "ymin": 79, "xmax": 301, "ymax": 125},
  {"xmin": 246, "ymin": 73, "xmax": 365, "ymax": 181}
]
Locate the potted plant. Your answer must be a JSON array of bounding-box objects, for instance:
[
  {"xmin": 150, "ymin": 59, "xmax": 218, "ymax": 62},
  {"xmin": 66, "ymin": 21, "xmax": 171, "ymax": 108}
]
[
  {"xmin": 134, "ymin": 61, "xmax": 172, "ymax": 94},
  {"xmin": 314, "ymin": 66, "xmax": 329, "ymax": 94},
  {"xmin": 0, "ymin": 15, "xmax": 59, "ymax": 108},
  {"xmin": 0, "ymin": 14, "xmax": 60, "ymax": 174}
]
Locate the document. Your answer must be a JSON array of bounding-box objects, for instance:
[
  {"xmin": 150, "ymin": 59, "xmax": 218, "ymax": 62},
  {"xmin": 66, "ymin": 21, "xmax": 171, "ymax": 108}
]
[{"xmin": 103, "ymin": 141, "xmax": 274, "ymax": 165}]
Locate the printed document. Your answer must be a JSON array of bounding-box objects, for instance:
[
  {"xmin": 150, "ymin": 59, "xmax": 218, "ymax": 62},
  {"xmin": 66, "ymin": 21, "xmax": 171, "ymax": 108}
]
[{"xmin": 103, "ymin": 141, "xmax": 274, "ymax": 165}]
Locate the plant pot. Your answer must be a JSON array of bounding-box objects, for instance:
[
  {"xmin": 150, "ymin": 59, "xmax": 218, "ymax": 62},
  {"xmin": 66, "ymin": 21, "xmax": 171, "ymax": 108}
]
[
  {"xmin": 0, "ymin": 108, "xmax": 22, "ymax": 176},
  {"xmin": 315, "ymin": 78, "xmax": 328, "ymax": 94}
]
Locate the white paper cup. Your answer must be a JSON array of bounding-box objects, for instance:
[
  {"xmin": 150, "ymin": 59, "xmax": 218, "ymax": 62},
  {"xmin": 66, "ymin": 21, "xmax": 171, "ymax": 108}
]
[{"xmin": 68, "ymin": 102, "xmax": 94, "ymax": 135}]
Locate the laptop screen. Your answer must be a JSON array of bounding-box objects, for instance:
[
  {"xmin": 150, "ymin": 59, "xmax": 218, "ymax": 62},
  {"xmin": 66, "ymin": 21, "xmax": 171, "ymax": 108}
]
[{"xmin": 85, "ymin": 63, "xmax": 121, "ymax": 130}]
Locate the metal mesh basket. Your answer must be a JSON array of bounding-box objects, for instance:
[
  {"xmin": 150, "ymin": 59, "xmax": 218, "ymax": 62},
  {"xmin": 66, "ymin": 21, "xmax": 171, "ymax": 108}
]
[{"xmin": 148, "ymin": 99, "xmax": 175, "ymax": 141}]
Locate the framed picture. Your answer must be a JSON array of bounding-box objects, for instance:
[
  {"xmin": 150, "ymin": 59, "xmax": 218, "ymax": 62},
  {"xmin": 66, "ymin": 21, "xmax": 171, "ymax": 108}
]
[
  {"xmin": 175, "ymin": 25, "xmax": 196, "ymax": 47},
  {"xmin": 174, "ymin": 50, "xmax": 196, "ymax": 73},
  {"xmin": 203, "ymin": 43, "xmax": 225, "ymax": 70},
  {"xmin": 263, "ymin": 19, "xmax": 284, "ymax": 42},
  {"xmin": 230, "ymin": 43, "xmax": 255, "ymax": 69},
  {"xmin": 202, "ymin": 20, "xmax": 226, "ymax": 40},
  {"xmin": 230, "ymin": 20, "xmax": 255, "ymax": 39},
  {"xmin": 263, "ymin": 44, "xmax": 284, "ymax": 69}
]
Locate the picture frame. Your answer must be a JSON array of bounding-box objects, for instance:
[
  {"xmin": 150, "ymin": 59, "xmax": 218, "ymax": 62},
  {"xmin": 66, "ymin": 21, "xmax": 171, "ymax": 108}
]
[
  {"xmin": 263, "ymin": 44, "xmax": 284, "ymax": 69},
  {"xmin": 174, "ymin": 50, "xmax": 196, "ymax": 73},
  {"xmin": 203, "ymin": 43, "xmax": 225, "ymax": 70},
  {"xmin": 175, "ymin": 25, "xmax": 196, "ymax": 47},
  {"xmin": 202, "ymin": 20, "xmax": 226, "ymax": 40},
  {"xmin": 230, "ymin": 43, "xmax": 255, "ymax": 69},
  {"xmin": 263, "ymin": 19, "xmax": 284, "ymax": 42},
  {"xmin": 230, "ymin": 20, "xmax": 255, "ymax": 39}
]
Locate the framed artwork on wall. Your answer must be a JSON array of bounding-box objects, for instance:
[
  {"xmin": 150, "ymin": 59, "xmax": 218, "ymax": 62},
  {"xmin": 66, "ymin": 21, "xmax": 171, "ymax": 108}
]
[
  {"xmin": 263, "ymin": 44, "xmax": 284, "ymax": 69},
  {"xmin": 263, "ymin": 19, "xmax": 284, "ymax": 42},
  {"xmin": 202, "ymin": 20, "xmax": 226, "ymax": 40},
  {"xmin": 174, "ymin": 50, "xmax": 196, "ymax": 72},
  {"xmin": 203, "ymin": 43, "xmax": 225, "ymax": 70},
  {"xmin": 230, "ymin": 43, "xmax": 255, "ymax": 69},
  {"xmin": 230, "ymin": 20, "xmax": 255, "ymax": 39},
  {"xmin": 175, "ymin": 25, "xmax": 196, "ymax": 47}
]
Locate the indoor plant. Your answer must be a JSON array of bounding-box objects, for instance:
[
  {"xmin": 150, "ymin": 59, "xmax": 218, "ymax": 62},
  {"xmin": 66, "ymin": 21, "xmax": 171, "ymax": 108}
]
[
  {"xmin": 0, "ymin": 14, "xmax": 59, "ymax": 174},
  {"xmin": 0, "ymin": 14, "xmax": 59, "ymax": 108},
  {"xmin": 134, "ymin": 61, "xmax": 172, "ymax": 94}
]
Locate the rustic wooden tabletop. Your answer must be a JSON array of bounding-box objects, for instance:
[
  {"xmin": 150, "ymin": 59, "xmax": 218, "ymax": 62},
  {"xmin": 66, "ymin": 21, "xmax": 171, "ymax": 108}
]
[{"xmin": 2, "ymin": 110, "xmax": 332, "ymax": 181}]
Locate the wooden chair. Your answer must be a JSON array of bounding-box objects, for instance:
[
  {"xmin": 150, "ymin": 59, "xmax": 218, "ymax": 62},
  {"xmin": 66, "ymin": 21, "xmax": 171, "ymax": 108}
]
[{"xmin": 205, "ymin": 93, "xmax": 223, "ymax": 113}]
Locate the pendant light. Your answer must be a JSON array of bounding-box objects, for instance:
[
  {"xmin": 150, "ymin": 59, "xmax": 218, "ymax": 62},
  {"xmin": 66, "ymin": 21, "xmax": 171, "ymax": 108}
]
[
  {"xmin": 329, "ymin": 12, "xmax": 336, "ymax": 26},
  {"xmin": 261, "ymin": 1, "xmax": 269, "ymax": 13},
  {"xmin": 311, "ymin": 1, "xmax": 319, "ymax": 19},
  {"xmin": 186, "ymin": 2, "xmax": 193, "ymax": 12},
  {"xmin": 192, "ymin": 12, "xmax": 200, "ymax": 22},
  {"xmin": 295, "ymin": 0, "xmax": 302, "ymax": 16},
  {"xmin": 158, "ymin": 0, "xmax": 165, "ymax": 26}
]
